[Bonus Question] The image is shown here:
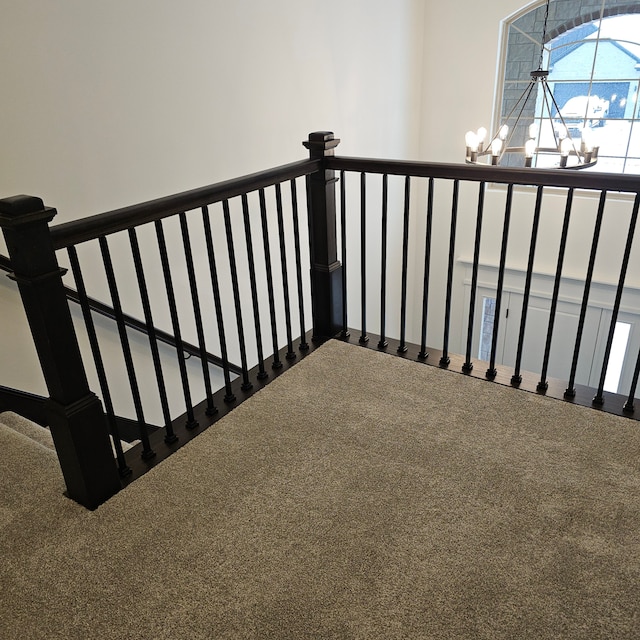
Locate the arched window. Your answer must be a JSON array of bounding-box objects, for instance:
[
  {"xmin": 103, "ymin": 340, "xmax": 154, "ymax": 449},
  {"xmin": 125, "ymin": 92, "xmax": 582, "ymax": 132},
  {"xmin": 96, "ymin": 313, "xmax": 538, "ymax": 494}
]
[{"xmin": 499, "ymin": 0, "xmax": 640, "ymax": 173}]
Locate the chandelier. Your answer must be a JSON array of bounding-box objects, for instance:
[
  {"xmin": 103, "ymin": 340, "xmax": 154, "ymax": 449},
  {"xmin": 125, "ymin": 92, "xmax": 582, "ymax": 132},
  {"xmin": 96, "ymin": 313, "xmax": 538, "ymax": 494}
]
[{"xmin": 465, "ymin": 0, "xmax": 598, "ymax": 170}]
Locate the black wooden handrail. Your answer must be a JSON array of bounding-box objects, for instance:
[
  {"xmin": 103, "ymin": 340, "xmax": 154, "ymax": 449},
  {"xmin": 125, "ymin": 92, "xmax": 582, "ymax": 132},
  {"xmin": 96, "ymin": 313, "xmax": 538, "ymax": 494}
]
[
  {"xmin": 327, "ymin": 157, "xmax": 640, "ymax": 193},
  {"xmin": 51, "ymin": 159, "xmax": 321, "ymax": 249},
  {"xmin": 64, "ymin": 287, "xmax": 242, "ymax": 376}
]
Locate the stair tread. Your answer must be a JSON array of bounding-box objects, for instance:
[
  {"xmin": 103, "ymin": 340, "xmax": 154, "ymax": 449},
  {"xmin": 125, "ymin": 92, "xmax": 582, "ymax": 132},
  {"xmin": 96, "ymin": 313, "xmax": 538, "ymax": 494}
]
[{"xmin": 0, "ymin": 411, "xmax": 55, "ymax": 450}]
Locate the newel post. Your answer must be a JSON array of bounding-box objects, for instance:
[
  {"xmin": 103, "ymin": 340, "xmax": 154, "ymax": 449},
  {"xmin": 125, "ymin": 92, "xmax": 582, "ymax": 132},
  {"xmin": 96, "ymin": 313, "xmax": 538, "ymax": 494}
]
[
  {"xmin": 0, "ymin": 195, "xmax": 120, "ymax": 509},
  {"xmin": 303, "ymin": 132, "xmax": 344, "ymax": 340}
]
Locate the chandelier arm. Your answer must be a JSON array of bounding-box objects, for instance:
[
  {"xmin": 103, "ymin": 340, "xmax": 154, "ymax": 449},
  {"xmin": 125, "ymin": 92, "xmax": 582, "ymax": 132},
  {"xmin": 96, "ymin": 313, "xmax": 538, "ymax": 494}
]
[
  {"xmin": 498, "ymin": 81, "xmax": 536, "ymax": 133},
  {"xmin": 544, "ymin": 78, "xmax": 583, "ymax": 157},
  {"xmin": 486, "ymin": 80, "xmax": 537, "ymax": 157},
  {"xmin": 504, "ymin": 81, "xmax": 537, "ymax": 152},
  {"xmin": 540, "ymin": 81, "xmax": 560, "ymax": 149}
]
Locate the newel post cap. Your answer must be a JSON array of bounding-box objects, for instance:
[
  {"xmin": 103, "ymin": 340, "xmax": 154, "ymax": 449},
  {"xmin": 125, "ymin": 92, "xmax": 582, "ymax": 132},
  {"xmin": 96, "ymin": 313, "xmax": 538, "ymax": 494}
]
[
  {"xmin": 0, "ymin": 195, "xmax": 56, "ymax": 228},
  {"xmin": 303, "ymin": 131, "xmax": 341, "ymax": 157}
]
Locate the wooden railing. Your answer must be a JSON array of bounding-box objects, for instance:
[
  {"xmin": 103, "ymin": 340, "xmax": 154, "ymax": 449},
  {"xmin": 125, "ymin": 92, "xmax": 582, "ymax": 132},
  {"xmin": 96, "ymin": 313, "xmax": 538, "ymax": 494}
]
[
  {"xmin": 327, "ymin": 156, "xmax": 640, "ymax": 406},
  {"xmin": 2, "ymin": 131, "xmax": 639, "ymax": 508}
]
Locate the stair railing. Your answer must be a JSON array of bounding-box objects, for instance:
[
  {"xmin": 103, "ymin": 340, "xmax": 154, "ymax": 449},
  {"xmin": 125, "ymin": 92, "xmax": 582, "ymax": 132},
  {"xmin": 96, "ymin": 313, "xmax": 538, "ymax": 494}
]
[
  {"xmin": 0, "ymin": 132, "xmax": 342, "ymax": 509},
  {"xmin": 3, "ymin": 130, "xmax": 639, "ymax": 509}
]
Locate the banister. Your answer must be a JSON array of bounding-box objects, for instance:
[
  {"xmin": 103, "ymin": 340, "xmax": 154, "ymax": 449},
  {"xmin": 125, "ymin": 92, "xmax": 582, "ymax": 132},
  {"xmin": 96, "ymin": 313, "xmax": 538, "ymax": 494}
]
[
  {"xmin": 50, "ymin": 158, "xmax": 321, "ymax": 249},
  {"xmin": 2, "ymin": 251, "xmax": 241, "ymax": 375},
  {"xmin": 326, "ymin": 157, "xmax": 640, "ymax": 193},
  {"xmin": 0, "ymin": 195, "xmax": 121, "ymax": 508}
]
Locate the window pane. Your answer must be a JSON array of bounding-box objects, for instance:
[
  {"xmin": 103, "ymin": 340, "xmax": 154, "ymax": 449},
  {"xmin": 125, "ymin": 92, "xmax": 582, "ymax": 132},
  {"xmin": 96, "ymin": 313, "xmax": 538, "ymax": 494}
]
[
  {"xmin": 596, "ymin": 120, "xmax": 632, "ymax": 156},
  {"xmin": 479, "ymin": 297, "xmax": 496, "ymax": 362},
  {"xmin": 603, "ymin": 322, "xmax": 631, "ymax": 394},
  {"xmin": 500, "ymin": 4, "xmax": 640, "ymax": 175}
]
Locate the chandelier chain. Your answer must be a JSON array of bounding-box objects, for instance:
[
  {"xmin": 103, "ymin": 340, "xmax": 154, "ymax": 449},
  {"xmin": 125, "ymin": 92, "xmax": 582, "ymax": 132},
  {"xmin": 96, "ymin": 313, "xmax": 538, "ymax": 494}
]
[{"xmin": 539, "ymin": 0, "xmax": 551, "ymax": 69}]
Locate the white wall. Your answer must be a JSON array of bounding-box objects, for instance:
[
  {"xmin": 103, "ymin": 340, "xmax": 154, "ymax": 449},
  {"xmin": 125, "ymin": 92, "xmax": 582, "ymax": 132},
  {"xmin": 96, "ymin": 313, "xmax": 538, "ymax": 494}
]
[
  {"xmin": 0, "ymin": 0, "xmax": 424, "ymax": 222},
  {"xmin": 0, "ymin": 0, "xmax": 425, "ymax": 395}
]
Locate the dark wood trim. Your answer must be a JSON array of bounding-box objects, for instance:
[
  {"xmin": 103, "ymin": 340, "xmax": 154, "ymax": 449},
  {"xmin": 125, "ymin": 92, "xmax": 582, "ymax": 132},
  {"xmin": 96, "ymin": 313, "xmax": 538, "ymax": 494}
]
[
  {"xmin": 50, "ymin": 159, "xmax": 321, "ymax": 249},
  {"xmin": 0, "ymin": 195, "xmax": 121, "ymax": 509},
  {"xmin": 0, "ymin": 386, "xmax": 47, "ymax": 426},
  {"xmin": 63, "ymin": 287, "xmax": 243, "ymax": 376},
  {"xmin": 0, "ymin": 385, "xmax": 156, "ymax": 442},
  {"xmin": 304, "ymin": 132, "xmax": 344, "ymax": 339},
  {"xmin": 0, "ymin": 253, "xmax": 11, "ymax": 272},
  {"xmin": 3, "ymin": 251, "xmax": 242, "ymax": 376},
  {"xmin": 327, "ymin": 157, "xmax": 640, "ymax": 193}
]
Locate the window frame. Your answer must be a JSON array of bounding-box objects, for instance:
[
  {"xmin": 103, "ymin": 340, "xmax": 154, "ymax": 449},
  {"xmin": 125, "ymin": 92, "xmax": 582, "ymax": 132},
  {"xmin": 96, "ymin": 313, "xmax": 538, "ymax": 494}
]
[{"xmin": 496, "ymin": 0, "xmax": 640, "ymax": 175}]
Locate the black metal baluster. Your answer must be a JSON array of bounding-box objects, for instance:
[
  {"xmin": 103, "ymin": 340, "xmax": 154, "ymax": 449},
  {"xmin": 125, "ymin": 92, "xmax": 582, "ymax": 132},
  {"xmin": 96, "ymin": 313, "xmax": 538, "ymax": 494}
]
[
  {"xmin": 128, "ymin": 228, "xmax": 177, "ymax": 443},
  {"xmin": 67, "ymin": 246, "xmax": 131, "ymax": 476},
  {"xmin": 201, "ymin": 205, "xmax": 235, "ymax": 403},
  {"xmin": 155, "ymin": 219, "xmax": 199, "ymax": 427},
  {"xmin": 623, "ymin": 345, "xmax": 640, "ymax": 414},
  {"xmin": 99, "ymin": 236, "xmax": 156, "ymax": 458},
  {"xmin": 512, "ymin": 186, "xmax": 544, "ymax": 385},
  {"xmin": 418, "ymin": 178, "xmax": 434, "ymax": 361},
  {"xmin": 241, "ymin": 195, "xmax": 268, "ymax": 380},
  {"xmin": 594, "ymin": 193, "xmax": 640, "ymax": 405},
  {"xmin": 360, "ymin": 172, "xmax": 369, "ymax": 344},
  {"xmin": 259, "ymin": 188, "xmax": 282, "ymax": 369},
  {"xmin": 275, "ymin": 183, "xmax": 296, "ymax": 360},
  {"xmin": 565, "ymin": 191, "xmax": 607, "ymax": 398},
  {"xmin": 463, "ymin": 182, "xmax": 486, "ymax": 372},
  {"xmin": 440, "ymin": 179, "xmax": 459, "ymax": 366},
  {"xmin": 179, "ymin": 212, "xmax": 217, "ymax": 415},
  {"xmin": 290, "ymin": 179, "xmax": 309, "ymax": 350},
  {"xmin": 223, "ymin": 200, "xmax": 253, "ymax": 390},
  {"xmin": 378, "ymin": 174, "xmax": 389, "ymax": 349},
  {"xmin": 538, "ymin": 189, "xmax": 574, "ymax": 392},
  {"xmin": 339, "ymin": 170, "xmax": 349, "ymax": 338},
  {"xmin": 487, "ymin": 184, "xmax": 514, "ymax": 380},
  {"xmin": 398, "ymin": 176, "xmax": 411, "ymax": 354}
]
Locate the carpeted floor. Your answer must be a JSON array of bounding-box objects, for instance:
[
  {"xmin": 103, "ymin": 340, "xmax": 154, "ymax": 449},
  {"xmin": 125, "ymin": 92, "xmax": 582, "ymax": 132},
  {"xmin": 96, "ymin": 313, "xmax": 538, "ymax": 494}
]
[{"xmin": 1, "ymin": 339, "xmax": 639, "ymax": 639}]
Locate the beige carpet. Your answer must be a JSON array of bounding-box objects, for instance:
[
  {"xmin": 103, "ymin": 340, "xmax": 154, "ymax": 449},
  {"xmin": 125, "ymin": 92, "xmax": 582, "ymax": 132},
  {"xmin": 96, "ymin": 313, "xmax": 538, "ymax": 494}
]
[{"xmin": 1, "ymin": 340, "xmax": 639, "ymax": 639}]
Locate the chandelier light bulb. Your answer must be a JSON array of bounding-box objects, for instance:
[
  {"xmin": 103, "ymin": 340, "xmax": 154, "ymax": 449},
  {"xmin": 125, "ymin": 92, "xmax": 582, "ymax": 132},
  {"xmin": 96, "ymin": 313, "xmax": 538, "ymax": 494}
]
[
  {"xmin": 491, "ymin": 138, "xmax": 503, "ymax": 164},
  {"xmin": 582, "ymin": 130, "xmax": 594, "ymax": 162},
  {"xmin": 560, "ymin": 137, "xmax": 572, "ymax": 167},
  {"xmin": 499, "ymin": 124, "xmax": 509, "ymax": 140},
  {"xmin": 581, "ymin": 127, "xmax": 595, "ymax": 156},
  {"xmin": 477, "ymin": 127, "xmax": 487, "ymax": 152},
  {"xmin": 525, "ymin": 138, "xmax": 536, "ymax": 167},
  {"xmin": 465, "ymin": 131, "xmax": 479, "ymax": 161},
  {"xmin": 525, "ymin": 139, "xmax": 536, "ymax": 158},
  {"xmin": 528, "ymin": 123, "xmax": 539, "ymax": 139}
]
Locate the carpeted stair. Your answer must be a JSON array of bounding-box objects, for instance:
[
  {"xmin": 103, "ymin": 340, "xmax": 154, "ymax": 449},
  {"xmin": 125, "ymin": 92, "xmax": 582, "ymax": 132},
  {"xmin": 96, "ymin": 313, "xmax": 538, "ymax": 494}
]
[
  {"xmin": 0, "ymin": 410, "xmax": 55, "ymax": 450},
  {"xmin": 0, "ymin": 411, "xmax": 79, "ymax": 536}
]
